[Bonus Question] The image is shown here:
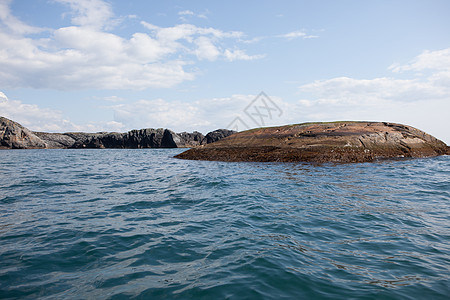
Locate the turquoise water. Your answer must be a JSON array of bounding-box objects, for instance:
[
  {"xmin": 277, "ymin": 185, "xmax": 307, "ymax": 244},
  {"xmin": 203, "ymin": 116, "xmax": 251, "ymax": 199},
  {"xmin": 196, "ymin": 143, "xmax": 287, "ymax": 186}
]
[{"xmin": 0, "ymin": 149, "xmax": 449, "ymax": 299}]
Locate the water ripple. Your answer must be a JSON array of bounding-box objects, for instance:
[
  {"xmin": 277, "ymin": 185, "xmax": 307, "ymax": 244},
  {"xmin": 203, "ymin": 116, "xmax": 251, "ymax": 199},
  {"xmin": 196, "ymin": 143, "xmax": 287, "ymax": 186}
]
[{"xmin": 0, "ymin": 150, "xmax": 449, "ymax": 299}]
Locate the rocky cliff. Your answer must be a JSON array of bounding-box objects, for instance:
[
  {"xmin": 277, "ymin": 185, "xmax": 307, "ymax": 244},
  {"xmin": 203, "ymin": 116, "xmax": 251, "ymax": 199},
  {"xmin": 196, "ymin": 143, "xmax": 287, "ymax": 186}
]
[
  {"xmin": 0, "ymin": 117, "xmax": 47, "ymax": 149},
  {"xmin": 175, "ymin": 121, "xmax": 450, "ymax": 163},
  {"xmin": 0, "ymin": 116, "xmax": 236, "ymax": 149}
]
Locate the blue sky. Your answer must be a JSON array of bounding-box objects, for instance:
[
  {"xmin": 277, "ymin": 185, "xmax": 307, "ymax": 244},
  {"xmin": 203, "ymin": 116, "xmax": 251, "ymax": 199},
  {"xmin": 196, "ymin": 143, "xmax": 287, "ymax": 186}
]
[{"xmin": 0, "ymin": 0, "xmax": 449, "ymax": 143}]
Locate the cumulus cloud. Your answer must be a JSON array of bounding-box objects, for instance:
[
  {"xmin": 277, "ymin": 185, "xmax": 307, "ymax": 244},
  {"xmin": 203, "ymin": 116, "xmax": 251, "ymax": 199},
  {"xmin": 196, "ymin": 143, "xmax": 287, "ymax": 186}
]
[
  {"xmin": 0, "ymin": 0, "xmax": 45, "ymax": 34},
  {"xmin": 389, "ymin": 48, "xmax": 450, "ymax": 73},
  {"xmin": 0, "ymin": 0, "xmax": 262, "ymax": 90},
  {"xmin": 55, "ymin": 0, "xmax": 114, "ymax": 29},
  {"xmin": 194, "ymin": 36, "xmax": 221, "ymax": 61}
]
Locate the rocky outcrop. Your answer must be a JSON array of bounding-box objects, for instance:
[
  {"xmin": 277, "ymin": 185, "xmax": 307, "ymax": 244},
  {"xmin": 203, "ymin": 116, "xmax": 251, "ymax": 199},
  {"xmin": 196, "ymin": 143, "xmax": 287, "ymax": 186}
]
[
  {"xmin": 0, "ymin": 116, "xmax": 236, "ymax": 149},
  {"xmin": 69, "ymin": 129, "xmax": 170, "ymax": 149},
  {"xmin": 175, "ymin": 121, "xmax": 450, "ymax": 163},
  {"xmin": 176, "ymin": 131, "xmax": 205, "ymax": 147},
  {"xmin": 204, "ymin": 129, "xmax": 237, "ymax": 144},
  {"xmin": 66, "ymin": 128, "xmax": 234, "ymax": 149},
  {"xmin": 0, "ymin": 117, "xmax": 46, "ymax": 149},
  {"xmin": 34, "ymin": 132, "xmax": 78, "ymax": 148}
]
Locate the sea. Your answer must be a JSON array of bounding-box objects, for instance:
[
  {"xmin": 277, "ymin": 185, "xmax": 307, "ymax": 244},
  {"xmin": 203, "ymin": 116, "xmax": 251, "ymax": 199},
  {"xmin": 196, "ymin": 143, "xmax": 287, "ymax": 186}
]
[{"xmin": 0, "ymin": 149, "xmax": 449, "ymax": 299}]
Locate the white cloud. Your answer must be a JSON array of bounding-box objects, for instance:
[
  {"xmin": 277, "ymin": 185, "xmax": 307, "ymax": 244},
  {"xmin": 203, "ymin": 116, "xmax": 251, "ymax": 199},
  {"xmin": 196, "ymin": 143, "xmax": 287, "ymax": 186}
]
[
  {"xmin": 0, "ymin": 91, "xmax": 7, "ymax": 101},
  {"xmin": 0, "ymin": 92, "xmax": 131, "ymax": 132},
  {"xmin": 141, "ymin": 22, "xmax": 244, "ymax": 41},
  {"xmin": 178, "ymin": 10, "xmax": 194, "ymax": 16},
  {"xmin": 55, "ymin": 0, "xmax": 114, "ymax": 29},
  {"xmin": 0, "ymin": 1, "xmax": 261, "ymax": 90},
  {"xmin": 0, "ymin": 91, "xmax": 127, "ymax": 133},
  {"xmin": 278, "ymin": 30, "xmax": 318, "ymax": 40},
  {"xmin": 389, "ymin": 48, "xmax": 450, "ymax": 73},
  {"xmin": 299, "ymin": 76, "xmax": 449, "ymax": 104},
  {"xmin": 224, "ymin": 49, "xmax": 265, "ymax": 62},
  {"xmin": 98, "ymin": 96, "xmax": 125, "ymax": 102},
  {"xmin": 0, "ymin": 26, "xmax": 194, "ymax": 89},
  {"xmin": 194, "ymin": 36, "xmax": 221, "ymax": 61},
  {"xmin": 112, "ymin": 99, "xmax": 203, "ymax": 132},
  {"xmin": 0, "ymin": 92, "xmax": 74, "ymax": 132},
  {"xmin": 241, "ymin": 29, "xmax": 319, "ymax": 44},
  {"xmin": 53, "ymin": 26, "xmax": 124, "ymax": 61},
  {"xmin": 127, "ymin": 32, "xmax": 175, "ymax": 62},
  {"xmin": 108, "ymin": 94, "xmax": 262, "ymax": 133},
  {"xmin": 177, "ymin": 9, "xmax": 208, "ymax": 21},
  {"xmin": 107, "ymin": 94, "xmax": 296, "ymax": 134},
  {"xmin": 0, "ymin": 0, "xmax": 45, "ymax": 34},
  {"xmin": 240, "ymin": 36, "xmax": 265, "ymax": 44}
]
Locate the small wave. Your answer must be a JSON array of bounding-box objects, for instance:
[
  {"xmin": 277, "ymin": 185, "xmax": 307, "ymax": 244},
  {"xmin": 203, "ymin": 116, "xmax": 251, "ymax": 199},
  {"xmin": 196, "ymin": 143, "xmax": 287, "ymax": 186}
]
[{"xmin": 0, "ymin": 150, "xmax": 448, "ymax": 299}]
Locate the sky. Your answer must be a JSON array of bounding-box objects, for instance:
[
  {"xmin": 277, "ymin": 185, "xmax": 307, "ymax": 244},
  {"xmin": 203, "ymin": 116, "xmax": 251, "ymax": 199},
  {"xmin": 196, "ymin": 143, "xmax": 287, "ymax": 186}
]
[{"xmin": 0, "ymin": 0, "xmax": 449, "ymax": 143}]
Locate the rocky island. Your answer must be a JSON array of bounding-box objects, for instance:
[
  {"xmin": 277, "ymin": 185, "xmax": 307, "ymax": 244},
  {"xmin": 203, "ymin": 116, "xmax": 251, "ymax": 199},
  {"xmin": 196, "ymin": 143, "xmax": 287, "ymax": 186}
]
[
  {"xmin": 175, "ymin": 121, "xmax": 450, "ymax": 163},
  {"xmin": 0, "ymin": 116, "xmax": 235, "ymax": 149},
  {"xmin": 2, "ymin": 117, "xmax": 448, "ymax": 163}
]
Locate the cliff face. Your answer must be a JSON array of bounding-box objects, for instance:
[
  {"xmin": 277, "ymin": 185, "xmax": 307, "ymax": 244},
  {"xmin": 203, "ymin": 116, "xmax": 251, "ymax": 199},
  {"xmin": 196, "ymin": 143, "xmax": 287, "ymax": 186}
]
[
  {"xmin": 175, "ymin": 121, "xmax": 450, "ymax": 163},
  {"xmin": 0, "ymin": 117, "xmax": 236, "ymax": 149},
  {"xmin": 0, "ymin": 117, "xmax": 47, "ymax": 149}
]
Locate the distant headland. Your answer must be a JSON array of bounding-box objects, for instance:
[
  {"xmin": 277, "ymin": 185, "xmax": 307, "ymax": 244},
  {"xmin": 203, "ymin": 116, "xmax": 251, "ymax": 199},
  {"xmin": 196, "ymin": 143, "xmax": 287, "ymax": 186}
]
[
  {"xmin": 175, "ymin": 121, "xmax": 450, "ymax": 163},
  {"xmin": 0, "ymin": 116, "xmax": 235, "ymax": 149}
]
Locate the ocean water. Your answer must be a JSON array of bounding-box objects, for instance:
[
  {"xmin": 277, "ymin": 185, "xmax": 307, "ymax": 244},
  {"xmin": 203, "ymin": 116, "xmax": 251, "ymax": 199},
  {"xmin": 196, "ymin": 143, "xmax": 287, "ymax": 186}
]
[{"xmin": 0, "ymin": 149, "xmax": 449, "ymax": 299}]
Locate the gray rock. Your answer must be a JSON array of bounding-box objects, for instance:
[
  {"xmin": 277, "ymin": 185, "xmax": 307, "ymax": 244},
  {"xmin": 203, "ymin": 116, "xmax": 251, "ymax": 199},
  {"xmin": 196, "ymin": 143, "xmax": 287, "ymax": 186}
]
[
  {"xmin": 0, "ymin": 116, "xmax": 237, "ymax": 149},
  {"xmin": 204, "ymin": 129, "xmax": 236, "ymax": 144},
  {"xmin": 176, "ymin": 131, "xmax": 205, "ymax": 147},
  {"xmin": 0, "ymin": 117, "xmax": 47, "ymax": 149},
  {"xmin": 34, "ymin": 132, "xmax": 76, "ymax": 148}
]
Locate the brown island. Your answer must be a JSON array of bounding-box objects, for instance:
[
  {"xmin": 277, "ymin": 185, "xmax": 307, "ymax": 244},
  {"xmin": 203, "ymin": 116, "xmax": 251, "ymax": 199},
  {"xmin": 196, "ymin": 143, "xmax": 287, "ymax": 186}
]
[{"xmin": 175, "ymin": 121, "xmax": 450, "ymax": 163}]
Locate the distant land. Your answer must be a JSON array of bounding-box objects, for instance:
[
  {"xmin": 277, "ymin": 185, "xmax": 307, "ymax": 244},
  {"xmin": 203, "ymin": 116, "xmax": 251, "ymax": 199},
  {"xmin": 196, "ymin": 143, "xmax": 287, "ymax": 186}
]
[
  {"xmin": 175, "ymin": 121, "xmax": 450, "ymax": 163},
  {"xmin": 0, "ymin": 116, "xmax": 235, "ymax": 149},
  {"xmin": 2, "ymin": 117, "xmax": 448, "ymax": 164}
]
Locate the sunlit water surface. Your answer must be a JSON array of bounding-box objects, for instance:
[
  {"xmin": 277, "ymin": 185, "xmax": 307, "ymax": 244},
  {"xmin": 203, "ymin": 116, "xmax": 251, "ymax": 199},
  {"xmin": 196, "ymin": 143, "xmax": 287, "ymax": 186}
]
[{"xmin": 0, "ymin": 149, "xmax": 449, "ymax": 299}]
